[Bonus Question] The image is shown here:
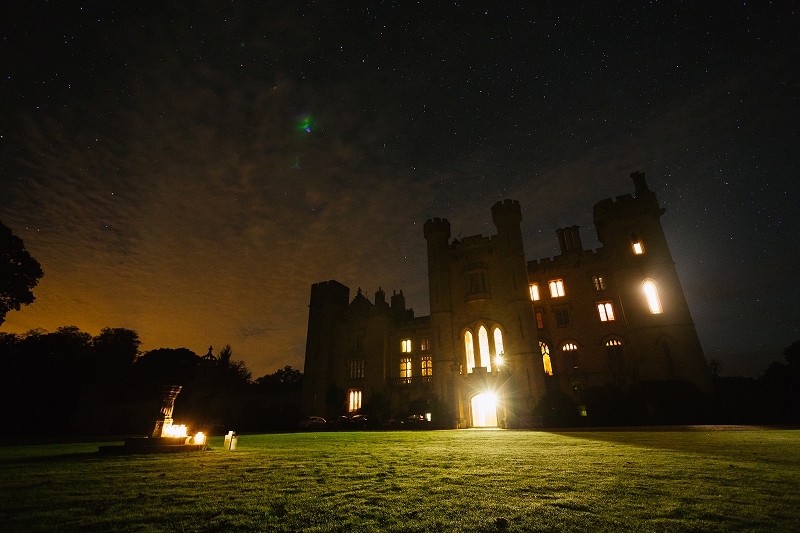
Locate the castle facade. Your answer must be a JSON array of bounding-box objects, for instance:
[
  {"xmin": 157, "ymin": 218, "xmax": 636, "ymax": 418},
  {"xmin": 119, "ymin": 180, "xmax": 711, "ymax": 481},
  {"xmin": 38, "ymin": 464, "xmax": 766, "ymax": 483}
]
[{"xmin": 302, "ymin": 173, "xmax": 712, "ymax": 428}]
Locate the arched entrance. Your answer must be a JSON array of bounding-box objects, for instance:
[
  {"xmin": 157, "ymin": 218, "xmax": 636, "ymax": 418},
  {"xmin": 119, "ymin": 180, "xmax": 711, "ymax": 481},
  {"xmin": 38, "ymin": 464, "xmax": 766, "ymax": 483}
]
[{"xmin": 470, "ymin": 393, "xmax": 498, "ymax": 427}]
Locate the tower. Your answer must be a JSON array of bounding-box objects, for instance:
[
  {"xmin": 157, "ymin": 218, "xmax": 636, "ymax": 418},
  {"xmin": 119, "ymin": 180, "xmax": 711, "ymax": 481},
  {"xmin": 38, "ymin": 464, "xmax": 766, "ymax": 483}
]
[
  {"xmin": 490, "ymin": 200, "xmax": 546, "ymax": 426},
  {"xmin": 423, "ymin": 217, "xmax": 458, "ymax": 419},
  {"xmin": 301, "ymin": 280, "xmax": 350, "ymax": 415},
  {"xmin": 593, "ymin": 172, "xmax": 712, "ymax": 394}
]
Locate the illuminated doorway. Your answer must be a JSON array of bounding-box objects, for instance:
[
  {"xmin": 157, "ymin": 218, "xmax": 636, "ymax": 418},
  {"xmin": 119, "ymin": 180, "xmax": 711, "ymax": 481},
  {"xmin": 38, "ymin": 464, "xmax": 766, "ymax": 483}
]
[{"xmin": 471, "ymin": 393, "xmax": 498, "ymax": 427}]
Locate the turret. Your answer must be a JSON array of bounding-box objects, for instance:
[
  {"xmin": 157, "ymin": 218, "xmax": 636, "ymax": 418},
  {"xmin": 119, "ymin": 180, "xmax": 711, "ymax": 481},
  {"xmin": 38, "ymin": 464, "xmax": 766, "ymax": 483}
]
[
  {"xmin": 423, "ymin": 217, "xmax": 451, "ymax": 272},
  {"xmin": 593, "ymin": 172, "xmax": 664, "ymax": 250},
  {"xmin": 424, "ymin": 217, "xmax": 452, "ymax": 314},
  {"xmin": 491, "ymin": 199, "xmax": 525, "ymax": 263}
]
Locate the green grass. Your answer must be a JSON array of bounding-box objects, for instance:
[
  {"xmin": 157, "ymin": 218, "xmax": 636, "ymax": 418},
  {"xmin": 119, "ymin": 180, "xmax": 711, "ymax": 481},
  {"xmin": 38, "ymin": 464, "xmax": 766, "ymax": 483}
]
[{"xmin": 1, "ymin": 429, "xmax": 798, "ymax": 532}]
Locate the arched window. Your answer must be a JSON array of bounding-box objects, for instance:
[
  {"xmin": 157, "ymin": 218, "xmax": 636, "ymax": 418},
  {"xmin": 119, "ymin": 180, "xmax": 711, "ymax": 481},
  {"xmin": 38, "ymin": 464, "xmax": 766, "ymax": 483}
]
[
  {"xmin": 643, "ymin": 279, "xmax": 663, "ymax": 314},
  {"xmin": 493, "ymin": 327, "xmax": 505, "ymax": 366},
  {"xmin": 540, "ymin": 341, "xmax": 552, "ymax": 376},
  {"xmin": 478, "ymin": 326, "xmax": 491, "ymax": 372},
  {"xmin": 605, "ymin": 339, "xmax": 624, "ymax": 371},
  {"xmin": 464, "ymin": 331, "xmax": 475, "ymax": 374},
  {"xmin": 562, "ymin": 343, "xmax": 579, "ymax": 370}
]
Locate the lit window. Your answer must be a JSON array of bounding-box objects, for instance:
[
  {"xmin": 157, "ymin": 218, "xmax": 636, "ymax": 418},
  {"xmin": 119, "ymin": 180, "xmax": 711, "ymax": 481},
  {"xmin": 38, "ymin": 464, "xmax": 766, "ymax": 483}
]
[
  {"xmin": 592, "ymin": 275, "xmax": 606, "ymax": 291},
  {"xmin": 420, "ymin": 338, "xmax": 430, "ymax": 351},
  {"xmin": 540, "ymin": 341, "xmax": 552, "ymax": 376},
  {"xmin": 643, "ymin": 279, "xmax": 663, "ymax": 314},
  {"xmin": 535, "ymin": 310, "xmax": 544, "ymax": 329},
  {"xmin": 349, "ymin": 360, "xmax": 364, "ymax": 378},
  {"xmin": 421, "ymin": 356, "xmax": 433, "ymax": 377},
  {"xmin": 597, "ymin": 302, "xmax": 616, "ymax": 322},
  {"xmin": 401, "ymin": 339, "xmax": 411, "ymax": 352},
  {"xmin": 465, "ymin": 331, "xmax": 475, "ymax": 374},
  {"xmin": 606, "ymin": 340, "xmax": 623, "ymax": 371},
  {"xmin": 400, "ymin": 357, "xmax": 412, "ymax": 383},
  {"xmin": 348, "ymin": 390, "xmax": 362, "ymax": 412},
  {"xmin": 478, "ymin": 326, "xmax": 491, "ymax": 372},
  {"xmin": 529, "ymin": 283, "xmax": 540, "ymax": 301},
  {"xmin": 555, "ymin": 307, "xmax": 570, "ymax": 327},
  {"xmin": 632, "ymin": 233, "xmax": 645, "ymax": 255},
  {"xmin": 493, "ymin": 327, "xmax": 504, "ymax": 358},
  {"xmin": 563, "ymin": 343, "xmax": 579, "ymax": 369},
  {"xmin": 549, "ymin": 279, "xmax": 565, "ymax": 297}
]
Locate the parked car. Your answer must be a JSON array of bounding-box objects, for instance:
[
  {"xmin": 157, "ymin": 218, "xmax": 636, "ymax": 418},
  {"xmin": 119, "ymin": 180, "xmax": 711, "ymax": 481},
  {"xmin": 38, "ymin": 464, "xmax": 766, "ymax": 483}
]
[
  {"xmin": 405, "ymin": 414, "xmax": 429, "ymax": 428},
  {"xmin": 333, "ymin": 415, "xmax": 351, "ymax": 429},
  {"xmin": 298, "ymin": 416, "xmax": 327, "ymax": 429},
  {"xmin": 348, "ymin": 414, "xmax": 370, "ymax": 429}
]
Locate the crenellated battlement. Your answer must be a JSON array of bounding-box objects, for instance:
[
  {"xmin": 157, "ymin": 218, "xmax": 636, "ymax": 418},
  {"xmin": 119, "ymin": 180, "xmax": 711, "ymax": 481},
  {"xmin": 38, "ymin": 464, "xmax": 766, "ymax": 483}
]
[
  {"xmin": 593, "ymin": 173, "xmax": 663, "ymax": 224},
  {"xmin": 527, "ymin": 248, "xmax": 601, "ymax": 272},
  {"xmin": 309, "ymin": 279, "xmax": 350, "ymax": 308},
  {"xmin": 491, "ymin": 198, "xmax": 522, "ymax": 226},
  {"xmin": 423, "ymin": 217, "xmax": 451, "ymax": 240}
]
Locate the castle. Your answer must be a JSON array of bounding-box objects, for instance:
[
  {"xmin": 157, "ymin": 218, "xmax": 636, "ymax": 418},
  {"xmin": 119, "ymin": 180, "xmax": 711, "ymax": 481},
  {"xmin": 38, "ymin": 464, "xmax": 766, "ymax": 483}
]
[{"xmin": 302, "ymin": 172, "xmax": 712, "ymax": 428}]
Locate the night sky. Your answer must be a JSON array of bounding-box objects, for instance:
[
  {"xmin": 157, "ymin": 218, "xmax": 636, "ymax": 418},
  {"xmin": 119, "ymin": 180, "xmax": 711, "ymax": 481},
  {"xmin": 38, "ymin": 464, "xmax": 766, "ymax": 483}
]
[{"xmin": 2, "ymin": 2, "xmax": 798, "ymax": 378}]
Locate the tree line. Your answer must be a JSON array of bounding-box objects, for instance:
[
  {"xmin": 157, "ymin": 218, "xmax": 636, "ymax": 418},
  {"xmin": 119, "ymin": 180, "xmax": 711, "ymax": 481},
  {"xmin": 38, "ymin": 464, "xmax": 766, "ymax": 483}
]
[{"xmin": 0, "ymin": 326, "xmax": 303, "ymax": 438}]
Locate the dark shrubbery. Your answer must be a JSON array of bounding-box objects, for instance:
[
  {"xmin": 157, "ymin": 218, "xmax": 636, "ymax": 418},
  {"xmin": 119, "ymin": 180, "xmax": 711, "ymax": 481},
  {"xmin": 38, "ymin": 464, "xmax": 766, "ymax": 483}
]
[
  {"xmin": 0, "ymin": 327, "xmax": 303, "ymax": 437},
  {"xmin": 533, "ymin": 340, "xmax": 800, "ymax": 427}
]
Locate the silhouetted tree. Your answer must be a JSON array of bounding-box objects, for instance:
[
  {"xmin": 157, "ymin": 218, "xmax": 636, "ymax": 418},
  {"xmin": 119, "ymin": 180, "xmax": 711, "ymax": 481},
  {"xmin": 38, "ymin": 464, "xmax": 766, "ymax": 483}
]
[
  {"xmin": 785, "ymin": 341, "xmax": 800, "ymax": 368},
  {"xmin": 132, "ymin": 347, "xmax": 200, "ymax": 391},
  {"xmin": 0, "ymin": 326, "xmax": 93, "ymax": 436},
  {"xmin": 707, "ymin": 358, "xmax": 724, "ymax": 379},
  {"xmin": 254, "ymin": 365, "xmax": 302, "ymax": 391},
  {"xmin": 711, "ymin": 375, "xmax": 763, "ymax": 424},
  {"xmin": 91, "ymin": 327, "xmax": 141, "ymax": 385},
  {"xmin": 216, "ymin": 344, "xmax": 251, "ymax": 387},
  {"xmin": 759, "ymin": 340, "xmax": 800, "ymax": 423},
  {"xmin": 0, "ymin": 221, "xmax": 44, "ymax": 326}
]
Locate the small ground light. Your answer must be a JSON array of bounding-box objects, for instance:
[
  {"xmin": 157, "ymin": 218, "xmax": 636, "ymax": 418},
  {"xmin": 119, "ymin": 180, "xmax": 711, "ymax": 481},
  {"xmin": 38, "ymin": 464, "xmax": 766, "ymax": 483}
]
[
  {"xmin": 224, "ymin": 431, "xmax": 238, "ymax": 450},
  {"xmin": 193, "ymin": 432, "xmax": 206, "ymax": 445}
]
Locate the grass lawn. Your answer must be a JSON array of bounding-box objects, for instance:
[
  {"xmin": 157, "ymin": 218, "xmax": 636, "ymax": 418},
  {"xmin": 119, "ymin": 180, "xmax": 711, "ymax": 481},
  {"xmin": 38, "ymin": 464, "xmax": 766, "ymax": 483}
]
[{"xmin": 1, "ymin": 428, "xmax": 798, "ymax": 532}]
